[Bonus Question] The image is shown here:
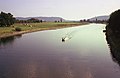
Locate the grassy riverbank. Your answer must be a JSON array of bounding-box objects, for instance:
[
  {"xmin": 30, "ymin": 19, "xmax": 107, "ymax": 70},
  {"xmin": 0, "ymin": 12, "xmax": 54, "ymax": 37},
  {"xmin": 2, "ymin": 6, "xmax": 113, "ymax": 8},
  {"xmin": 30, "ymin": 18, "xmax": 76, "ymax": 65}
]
[{"xmin": 0, "ymin": 22, "xmax": 88, "ymax": 38}]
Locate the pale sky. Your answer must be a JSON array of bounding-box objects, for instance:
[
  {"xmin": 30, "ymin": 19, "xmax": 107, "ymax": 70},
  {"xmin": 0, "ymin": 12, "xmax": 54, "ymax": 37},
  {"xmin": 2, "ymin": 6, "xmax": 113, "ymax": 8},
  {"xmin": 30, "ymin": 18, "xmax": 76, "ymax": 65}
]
[{"xmin": 0, "ymin": 0, "xmax": 120, "ymax": 20}]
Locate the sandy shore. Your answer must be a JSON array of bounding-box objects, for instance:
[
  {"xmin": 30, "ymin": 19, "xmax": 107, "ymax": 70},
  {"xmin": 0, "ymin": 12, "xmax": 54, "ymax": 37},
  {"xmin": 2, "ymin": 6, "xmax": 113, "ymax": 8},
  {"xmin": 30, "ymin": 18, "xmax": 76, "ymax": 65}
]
[{"xmin": 0, "ymin": 27, "xmax": 57, "ymax": 38}]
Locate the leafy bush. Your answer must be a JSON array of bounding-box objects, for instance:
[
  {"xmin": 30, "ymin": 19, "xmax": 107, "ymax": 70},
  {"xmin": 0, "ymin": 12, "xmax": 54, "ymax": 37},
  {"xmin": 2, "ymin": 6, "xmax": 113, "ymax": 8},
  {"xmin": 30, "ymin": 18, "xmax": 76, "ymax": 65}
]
[{"xmin": 15, "ymin": 27, "xmax": 22, "ymax": 31}]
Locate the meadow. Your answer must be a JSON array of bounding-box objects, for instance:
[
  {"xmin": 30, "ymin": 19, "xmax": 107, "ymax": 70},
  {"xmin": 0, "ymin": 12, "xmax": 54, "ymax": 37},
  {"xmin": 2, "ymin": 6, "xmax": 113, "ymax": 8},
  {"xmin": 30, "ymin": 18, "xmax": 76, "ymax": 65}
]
[{"xmin": 0, "ymin": 22, "xmax": 88, "ymax": 38}]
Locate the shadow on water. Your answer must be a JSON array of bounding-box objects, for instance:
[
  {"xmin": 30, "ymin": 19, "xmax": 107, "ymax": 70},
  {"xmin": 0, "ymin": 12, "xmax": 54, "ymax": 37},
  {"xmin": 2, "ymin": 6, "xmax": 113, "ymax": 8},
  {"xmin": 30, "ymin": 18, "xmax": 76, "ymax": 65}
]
[
  {"xmin": 0, "ymin": 34, "xmax": 22, "ymax": 46},
  {"xmin": 106, "ymin": 32, "xmax": 120, "ymax": 66}
]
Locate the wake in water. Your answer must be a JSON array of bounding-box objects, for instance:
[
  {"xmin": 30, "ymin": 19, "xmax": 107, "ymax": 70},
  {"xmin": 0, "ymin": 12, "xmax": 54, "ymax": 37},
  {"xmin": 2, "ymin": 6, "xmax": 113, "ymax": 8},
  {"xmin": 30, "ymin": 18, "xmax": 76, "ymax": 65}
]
[
  {"xmin": 62, "ymin": 29, "xmax": 80, "ymax": 42},
  {"xmin": 62, "ymin": 35, "xmax": 72, "ymax": 42},
  {"xmin": 61, "ymin": 24, "xmax": 104, "ymax": 42}
]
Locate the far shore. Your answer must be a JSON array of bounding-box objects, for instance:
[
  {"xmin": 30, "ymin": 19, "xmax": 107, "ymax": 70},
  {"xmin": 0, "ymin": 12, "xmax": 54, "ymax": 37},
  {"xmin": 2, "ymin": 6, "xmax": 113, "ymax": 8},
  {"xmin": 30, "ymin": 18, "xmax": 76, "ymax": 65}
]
[{"xmin": 0, "ymin": 22, "xmax": 89, "ymax": 38}]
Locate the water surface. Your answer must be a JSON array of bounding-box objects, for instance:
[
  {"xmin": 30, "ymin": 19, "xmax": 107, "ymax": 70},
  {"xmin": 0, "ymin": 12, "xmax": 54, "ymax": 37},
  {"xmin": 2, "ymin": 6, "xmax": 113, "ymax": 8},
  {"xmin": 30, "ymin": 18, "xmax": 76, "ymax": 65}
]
[{"xmin": 0, "ymin": 24, "xmax": 120, "ymax": 78}]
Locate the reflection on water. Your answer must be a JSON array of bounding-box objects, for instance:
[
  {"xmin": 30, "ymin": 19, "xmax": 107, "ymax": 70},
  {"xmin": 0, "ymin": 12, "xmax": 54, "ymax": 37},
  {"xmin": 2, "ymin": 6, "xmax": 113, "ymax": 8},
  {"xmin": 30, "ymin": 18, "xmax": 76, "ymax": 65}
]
[
  {"xmin": 0, "ymin": 35, "xmax": 22, "ymax": 46},
  {"xmin": 0, "ymin": 24, "xmax": 120, "ymax": 78},
  {"xmin": 110, "ymin": 47, "xmax": 120, "ymax": 66},
  {"xmin": 106, "ymin": 32, "xmax": 120, "ymax": 66}
]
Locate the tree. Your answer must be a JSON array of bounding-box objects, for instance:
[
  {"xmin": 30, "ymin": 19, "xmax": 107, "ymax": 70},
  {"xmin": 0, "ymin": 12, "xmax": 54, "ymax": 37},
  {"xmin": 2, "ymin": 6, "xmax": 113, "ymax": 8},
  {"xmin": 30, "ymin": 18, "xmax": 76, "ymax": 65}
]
[
  {"xmin": 0, "ymin": 12, "xmax": 7, "ymax": 26},
  {"xmin": 107, "ymin": 9, "xmax": 120, "ymax": 33},
  {"xmin": 0, "ymin": 12, "xmax": 15, "ymax": 27},
  {"xmin": 27, "ymin": 18, "xmax": 40, "ymax": 23},
  {"xmin": 60, "ymin": 18, "xmax": 62, "ymax": 22},
  {"xmin": 40, "ymin": 20, "xmax": 43, "ymax": 23}
]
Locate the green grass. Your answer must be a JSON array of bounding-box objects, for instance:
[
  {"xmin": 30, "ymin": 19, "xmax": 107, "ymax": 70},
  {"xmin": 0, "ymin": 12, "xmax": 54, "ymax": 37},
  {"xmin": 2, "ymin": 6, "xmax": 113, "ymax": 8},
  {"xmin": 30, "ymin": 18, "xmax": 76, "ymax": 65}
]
[{"xmin": 0, "ymin": 22, "xmax": 88, "ymax": 38}]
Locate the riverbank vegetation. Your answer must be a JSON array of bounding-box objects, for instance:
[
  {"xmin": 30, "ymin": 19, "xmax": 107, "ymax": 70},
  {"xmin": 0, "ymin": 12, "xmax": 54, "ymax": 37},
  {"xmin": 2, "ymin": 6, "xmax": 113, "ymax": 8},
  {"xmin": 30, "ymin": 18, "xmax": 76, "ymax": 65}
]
[
  {"xmin": 0, "ymin": 22, "xmax": 88, "ymax": 38},
  {"xmin": 106, "ymin": 9, "xmax": 120, "ymax": 45},
  {"xmin": 0, "ymin": 11, "xmax": 108, "ymax": 39},
  {"xmin": 106, "ymin": 9, "xmax": 120, "ymax": 65},
  {"xmin": 0, "ymin": 12, "xmax": 89, "ymax": 38}
]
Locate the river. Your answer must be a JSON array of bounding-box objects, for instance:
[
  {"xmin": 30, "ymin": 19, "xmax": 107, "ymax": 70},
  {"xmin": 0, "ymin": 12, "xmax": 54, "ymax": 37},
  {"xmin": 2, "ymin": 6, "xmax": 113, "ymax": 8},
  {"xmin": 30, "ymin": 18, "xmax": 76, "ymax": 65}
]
[{"xmin": 0, "ymin": 24, "xmax": 120, "ymax": 78}]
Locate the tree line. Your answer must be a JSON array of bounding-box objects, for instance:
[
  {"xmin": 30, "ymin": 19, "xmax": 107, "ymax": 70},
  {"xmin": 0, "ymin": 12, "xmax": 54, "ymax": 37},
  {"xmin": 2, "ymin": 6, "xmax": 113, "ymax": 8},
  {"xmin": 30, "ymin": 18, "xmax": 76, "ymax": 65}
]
[
  {"xmin": 16, "ymin": 18, "xmax": 43, "ymax": 23},
  {"xmin": 0, "ymin": 12, "xmax": 44, "ymax": 27},
  {"xmin": 80, "ymin": 19, "xmax": 108, "ymax": 23}
]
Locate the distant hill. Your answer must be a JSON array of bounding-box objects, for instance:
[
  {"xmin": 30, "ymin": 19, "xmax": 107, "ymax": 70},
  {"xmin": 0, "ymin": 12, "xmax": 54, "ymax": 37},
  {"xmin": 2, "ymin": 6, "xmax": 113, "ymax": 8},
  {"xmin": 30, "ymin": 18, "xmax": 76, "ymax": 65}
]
[
  {"xmin": 15, "ymin": 17, "xmax": 65, "ymax": 22},
  {"xmin": 89, "ymin": 15, "xmax": 109, "ymax": 21}
]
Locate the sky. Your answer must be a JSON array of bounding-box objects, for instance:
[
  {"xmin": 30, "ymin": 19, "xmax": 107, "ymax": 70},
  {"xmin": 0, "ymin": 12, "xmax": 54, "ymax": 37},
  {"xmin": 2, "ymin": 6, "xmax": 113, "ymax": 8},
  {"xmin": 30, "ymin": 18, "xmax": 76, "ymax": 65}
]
[{"xmin": 0, "ymin": 0, "xmax": 120, "ymax": 20}]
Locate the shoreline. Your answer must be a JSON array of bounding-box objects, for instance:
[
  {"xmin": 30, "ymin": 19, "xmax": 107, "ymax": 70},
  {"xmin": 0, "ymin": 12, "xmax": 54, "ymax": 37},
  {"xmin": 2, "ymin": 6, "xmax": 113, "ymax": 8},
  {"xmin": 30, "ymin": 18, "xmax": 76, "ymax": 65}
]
[{"xmin": 0, "ymin": 23, "xmax": 88, "ymax": 38}]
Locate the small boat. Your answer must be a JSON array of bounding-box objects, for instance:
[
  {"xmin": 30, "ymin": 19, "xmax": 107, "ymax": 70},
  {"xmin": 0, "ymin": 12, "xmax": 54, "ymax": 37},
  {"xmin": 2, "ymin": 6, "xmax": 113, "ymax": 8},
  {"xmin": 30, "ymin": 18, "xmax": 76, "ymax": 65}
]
[
  {"xmin": 62, "ymin": 38, "xmax": 65, "ymax": 42},
  {"xmin": 103, "ymin": 30, "xmax": 106, "ymax": 32},
  {"xmin": 62, "ymin": 37, "xmax": 69, "ymax": 42}
]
